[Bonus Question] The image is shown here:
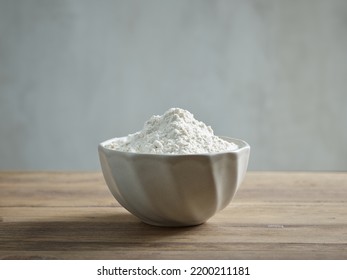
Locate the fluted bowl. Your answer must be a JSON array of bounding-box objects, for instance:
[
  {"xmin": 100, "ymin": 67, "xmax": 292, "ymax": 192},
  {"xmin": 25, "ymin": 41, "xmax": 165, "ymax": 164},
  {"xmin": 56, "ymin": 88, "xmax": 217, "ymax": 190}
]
[{"xmin": 98, "ymin": 137, "xmax": 250, "ymax": 227}]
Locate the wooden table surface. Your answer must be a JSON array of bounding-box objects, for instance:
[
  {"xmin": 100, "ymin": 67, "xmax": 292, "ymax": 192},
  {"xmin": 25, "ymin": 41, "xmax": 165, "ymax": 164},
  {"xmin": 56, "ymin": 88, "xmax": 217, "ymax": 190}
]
[{"xmin": 0, "ymin": 171, "xmax": 346, "ymax": 260}]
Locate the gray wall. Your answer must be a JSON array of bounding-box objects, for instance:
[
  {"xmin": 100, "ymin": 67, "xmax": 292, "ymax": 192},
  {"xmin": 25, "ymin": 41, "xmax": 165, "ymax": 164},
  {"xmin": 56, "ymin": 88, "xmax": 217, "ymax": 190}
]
[{"xmin": 1, "ymin": 0, "xmax": 346, "ymax": 171}]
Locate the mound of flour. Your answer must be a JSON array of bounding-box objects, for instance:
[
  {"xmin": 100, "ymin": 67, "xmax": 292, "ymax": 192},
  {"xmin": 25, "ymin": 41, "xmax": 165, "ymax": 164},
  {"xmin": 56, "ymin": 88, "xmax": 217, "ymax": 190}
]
[{"xmin": 106, "ymin": 108, "xmax": 238, "ymax": 154}]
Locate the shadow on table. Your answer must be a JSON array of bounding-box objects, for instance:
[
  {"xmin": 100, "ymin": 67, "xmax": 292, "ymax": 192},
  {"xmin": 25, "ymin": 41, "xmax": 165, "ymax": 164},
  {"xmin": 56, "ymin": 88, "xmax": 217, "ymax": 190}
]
[{"xmin": 1, "ymin": 211, "xmax": 208, "ymax": 259}]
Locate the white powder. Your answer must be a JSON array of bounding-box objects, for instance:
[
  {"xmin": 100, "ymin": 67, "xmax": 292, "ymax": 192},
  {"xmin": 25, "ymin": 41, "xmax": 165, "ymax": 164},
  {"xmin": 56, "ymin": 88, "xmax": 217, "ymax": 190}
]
[{"xmin": 106, "ymin": 108, "xmax": 238, "ymax": 154}]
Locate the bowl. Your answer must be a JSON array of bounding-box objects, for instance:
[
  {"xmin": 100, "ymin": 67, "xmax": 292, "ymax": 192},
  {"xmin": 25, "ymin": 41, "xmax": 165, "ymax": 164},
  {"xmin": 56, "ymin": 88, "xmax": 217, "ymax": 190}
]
[{"xmin": 98, "ymin": 137, "xmax": 250, "ymax": 227}]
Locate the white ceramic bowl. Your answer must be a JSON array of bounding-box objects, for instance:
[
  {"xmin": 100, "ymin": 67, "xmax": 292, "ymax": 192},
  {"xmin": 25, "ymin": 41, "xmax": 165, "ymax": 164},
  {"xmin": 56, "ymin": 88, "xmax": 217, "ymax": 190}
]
[{"xmin": 98, "ymin": 137, "xmax": 250, "ymax": 227}]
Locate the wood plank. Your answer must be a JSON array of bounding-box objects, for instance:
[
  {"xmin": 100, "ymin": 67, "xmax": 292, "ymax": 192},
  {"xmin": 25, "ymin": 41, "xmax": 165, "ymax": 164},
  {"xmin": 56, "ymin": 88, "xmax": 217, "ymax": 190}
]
[
  {"xmin": 0, "ymin": 172, "xmax": 116, "ymax": 207},
  {"xmin": 2, "ymin": 244, "xmax": 346, "ymax": 260},
  {"xmin": 1, "ymin": 221, "xmax": 346, "ymax": 244},
  {"xmin": 1, "ymin": 203, "xmax": 346, "ymax": 225},
  {"xmin": 235, "ymin": 172, "xmax": 347, "ymax": 203}
]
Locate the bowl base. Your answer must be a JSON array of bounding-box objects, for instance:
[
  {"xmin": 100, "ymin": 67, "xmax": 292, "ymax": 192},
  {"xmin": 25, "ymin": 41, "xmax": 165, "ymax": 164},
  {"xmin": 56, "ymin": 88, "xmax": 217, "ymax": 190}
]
[{"xmin": 140, "ymin": 219, "xmax": 206, "ymax": 227}]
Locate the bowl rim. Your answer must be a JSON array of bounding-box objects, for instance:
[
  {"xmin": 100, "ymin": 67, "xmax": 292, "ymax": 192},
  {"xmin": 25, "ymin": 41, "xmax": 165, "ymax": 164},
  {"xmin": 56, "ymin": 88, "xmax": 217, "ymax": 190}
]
[{"xmin": 98, "ymin": 136, "xmax": 250, "ymax": 157}]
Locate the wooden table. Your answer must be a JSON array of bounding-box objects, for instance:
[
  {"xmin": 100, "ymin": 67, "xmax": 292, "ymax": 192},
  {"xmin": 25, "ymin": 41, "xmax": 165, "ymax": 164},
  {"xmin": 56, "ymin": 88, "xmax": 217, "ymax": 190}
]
[{"xmin": 0, "ymin": 172, "xmax": 346, "ymax": 260}]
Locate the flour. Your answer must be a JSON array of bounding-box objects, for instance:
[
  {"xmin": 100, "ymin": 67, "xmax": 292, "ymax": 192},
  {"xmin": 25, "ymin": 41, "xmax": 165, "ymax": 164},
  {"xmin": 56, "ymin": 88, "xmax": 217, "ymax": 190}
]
[{"xmin": 106, "ymin": 108, "xmax": 238, "ymax": 154}]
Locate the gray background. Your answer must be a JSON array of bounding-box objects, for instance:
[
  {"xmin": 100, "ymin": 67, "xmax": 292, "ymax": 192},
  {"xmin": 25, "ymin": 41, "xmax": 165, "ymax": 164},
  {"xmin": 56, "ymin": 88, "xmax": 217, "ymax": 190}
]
[{"xmin": 0, "ymin": 0, "xmax": 346, "ymax": 171}]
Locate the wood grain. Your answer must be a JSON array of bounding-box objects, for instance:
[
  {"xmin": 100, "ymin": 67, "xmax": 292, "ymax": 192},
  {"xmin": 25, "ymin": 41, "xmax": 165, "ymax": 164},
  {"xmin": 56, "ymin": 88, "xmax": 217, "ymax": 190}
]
[{"xmin": 0, "ymin": 171, "xmax": 346, "ymax": 259}]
